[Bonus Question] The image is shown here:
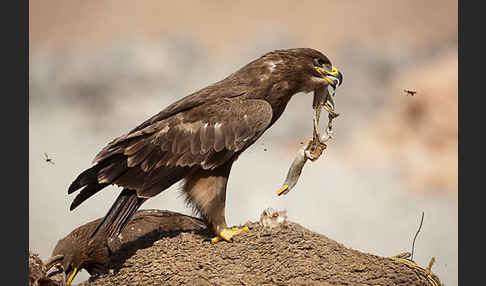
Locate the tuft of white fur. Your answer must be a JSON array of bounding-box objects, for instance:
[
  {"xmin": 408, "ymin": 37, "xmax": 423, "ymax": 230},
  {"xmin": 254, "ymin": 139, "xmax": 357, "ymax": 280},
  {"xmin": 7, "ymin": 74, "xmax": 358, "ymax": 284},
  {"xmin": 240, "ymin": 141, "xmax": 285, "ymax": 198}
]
[{"xmin": 259, "ymin": 207, "xmax": 288, "ymax": 228}]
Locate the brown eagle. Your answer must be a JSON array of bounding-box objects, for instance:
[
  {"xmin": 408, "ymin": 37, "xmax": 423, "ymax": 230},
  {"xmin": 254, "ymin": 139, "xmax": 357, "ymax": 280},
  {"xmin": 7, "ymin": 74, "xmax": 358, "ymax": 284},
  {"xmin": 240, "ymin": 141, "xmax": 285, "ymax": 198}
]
[
  {"xmin": 68, "ymin": 48, "xmax": 343, "ymax": 247},
  {"xmin": 48, "ymin": 210, "xmax": 206, "ymax": 284}
]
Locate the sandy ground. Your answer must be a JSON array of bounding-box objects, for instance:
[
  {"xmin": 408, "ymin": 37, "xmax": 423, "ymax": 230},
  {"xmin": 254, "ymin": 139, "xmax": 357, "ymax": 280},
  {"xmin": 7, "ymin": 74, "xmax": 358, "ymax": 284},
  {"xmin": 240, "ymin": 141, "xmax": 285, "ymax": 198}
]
[{"xmin": 30, "ymin": 1, "xmax": 457, "ymax": 284}]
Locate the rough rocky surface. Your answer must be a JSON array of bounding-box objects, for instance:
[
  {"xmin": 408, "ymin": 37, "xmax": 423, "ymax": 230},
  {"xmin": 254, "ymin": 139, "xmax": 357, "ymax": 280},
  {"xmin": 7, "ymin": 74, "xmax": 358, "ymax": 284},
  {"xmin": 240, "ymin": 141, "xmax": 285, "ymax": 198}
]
[{"xmin": 72, "ymin": 217, "xmax": 441, "ymax": 286}]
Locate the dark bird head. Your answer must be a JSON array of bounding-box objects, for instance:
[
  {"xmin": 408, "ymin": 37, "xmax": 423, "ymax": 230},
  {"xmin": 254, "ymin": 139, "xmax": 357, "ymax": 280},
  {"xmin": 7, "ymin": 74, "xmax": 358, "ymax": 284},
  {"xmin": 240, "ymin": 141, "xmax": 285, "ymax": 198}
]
[
  {"xmin": 236, "ymin": 48, "xmax": 343, "ymax": 93},
  {"xmin": 48, "ymin": 210, "xmax": 206, "ymax": 285},
  {"xmin": 280, "ymin": 48, "xmax": 343, "ymax": 91},
  {"xmin": 50, "ymin": 225, "xmax": 110, "ymax": 285},
  {"xmin": 219, "ymin": 48, "xmax": 343, "ymax": 110}
]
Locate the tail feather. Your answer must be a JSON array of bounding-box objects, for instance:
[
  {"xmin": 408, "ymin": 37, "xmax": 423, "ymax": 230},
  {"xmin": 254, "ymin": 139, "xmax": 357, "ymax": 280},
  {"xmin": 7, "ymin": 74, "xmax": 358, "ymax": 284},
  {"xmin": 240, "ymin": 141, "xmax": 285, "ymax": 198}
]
[
  {"xmin": 68, "ymin": 154, "xmax": 125, "ymax": 195},
  {"xmin": 70, "ymin": 183, "xmax": 109, "ymax": 211},
  {"xmin": 68, "ymin": 166, "xmax": 101, "ymax": 194},
  {"xmin": 91, "ymin": 189, "xmax": 146, "ymax": 239}
]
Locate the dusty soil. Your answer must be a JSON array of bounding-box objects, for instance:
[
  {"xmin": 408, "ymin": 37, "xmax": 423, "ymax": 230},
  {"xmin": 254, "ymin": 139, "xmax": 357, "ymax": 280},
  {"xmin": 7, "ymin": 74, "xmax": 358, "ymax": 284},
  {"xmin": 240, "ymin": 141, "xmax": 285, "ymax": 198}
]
[{"xmin": 72, "ymin": 219, "xmax": 441, "ymax": 286}]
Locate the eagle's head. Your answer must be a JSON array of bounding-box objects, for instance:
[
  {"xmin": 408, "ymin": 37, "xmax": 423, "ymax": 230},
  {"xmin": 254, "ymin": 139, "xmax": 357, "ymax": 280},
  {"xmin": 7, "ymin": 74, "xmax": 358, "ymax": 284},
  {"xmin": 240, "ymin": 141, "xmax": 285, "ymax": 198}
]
[
  {"xmin": 49, "ymin": 229, "xmax": 109, "ymax": 285},
  {"xmin": 229, "ymin": 48, "xmax": 343, "ymax": 110},
  {"xmin": 254, "ymin": 48, "xmax": 343, "ymax": 92}
]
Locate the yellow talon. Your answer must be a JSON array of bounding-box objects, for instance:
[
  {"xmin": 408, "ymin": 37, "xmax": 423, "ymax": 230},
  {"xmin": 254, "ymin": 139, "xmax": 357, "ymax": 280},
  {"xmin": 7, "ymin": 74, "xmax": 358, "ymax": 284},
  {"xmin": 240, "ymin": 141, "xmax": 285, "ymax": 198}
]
[
  {"xmin": 276, "ymin": 184, "xmax": 289, "ymax": 196},
  {"xmin": 211, "ymin": 226, "xmax": 249, "ymax": 244}
]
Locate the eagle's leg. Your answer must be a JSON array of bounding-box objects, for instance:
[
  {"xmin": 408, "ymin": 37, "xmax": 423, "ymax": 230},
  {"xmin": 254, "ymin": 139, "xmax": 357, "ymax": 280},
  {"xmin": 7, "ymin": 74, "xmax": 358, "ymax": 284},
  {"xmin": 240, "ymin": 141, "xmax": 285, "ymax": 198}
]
[{"xmin": 182, "ymin": 160, "xmax": 248, "ymax": 243}]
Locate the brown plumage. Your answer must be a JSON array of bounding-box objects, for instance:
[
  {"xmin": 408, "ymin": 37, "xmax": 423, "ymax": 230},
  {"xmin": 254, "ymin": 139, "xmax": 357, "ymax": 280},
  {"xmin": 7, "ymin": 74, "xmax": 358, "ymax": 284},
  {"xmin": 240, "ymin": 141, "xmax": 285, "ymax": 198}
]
[
  {"xmin": 49, "ymin": 210, "xmax": 206, "ymax": 282},
  {"xmin": 68, "ymin": 48, "xmax": 343, "ymax": 242}
]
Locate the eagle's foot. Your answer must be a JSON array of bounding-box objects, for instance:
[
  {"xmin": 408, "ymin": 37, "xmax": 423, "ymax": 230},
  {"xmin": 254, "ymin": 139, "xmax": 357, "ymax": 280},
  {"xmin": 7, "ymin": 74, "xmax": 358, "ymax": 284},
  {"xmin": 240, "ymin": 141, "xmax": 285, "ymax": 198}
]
[{"xmin": 211, "ymin": 226, "xmax": 249, "ymax": 244}]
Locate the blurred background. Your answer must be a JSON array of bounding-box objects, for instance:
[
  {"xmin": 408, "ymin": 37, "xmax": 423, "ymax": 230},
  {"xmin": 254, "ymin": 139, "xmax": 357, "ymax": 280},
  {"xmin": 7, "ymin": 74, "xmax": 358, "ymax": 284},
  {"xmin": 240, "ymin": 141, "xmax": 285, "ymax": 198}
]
[{"xmin": 29, "ymin": 1, "xmax": 457, "ymax": 285}]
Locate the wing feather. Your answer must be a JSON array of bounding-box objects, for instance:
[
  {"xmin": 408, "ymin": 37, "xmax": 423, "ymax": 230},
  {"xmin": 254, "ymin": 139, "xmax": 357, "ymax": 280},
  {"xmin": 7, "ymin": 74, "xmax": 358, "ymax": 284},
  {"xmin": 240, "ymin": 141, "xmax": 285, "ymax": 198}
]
[
  {"xmin": 98, "ymin": 160, "xmax": 128, "ymax": 184},
  {"xmin": 80, "ymin": 98, "xmax": 273, "ymax": 198},
  {"xmin": 153, "ymin": 98, "xmax": 273, "ymax": 169},
  {"xmin": 140, "ymin": 149, "xmax": 163, "ymax": 173},
  {"xmin": 70, "ymin": 85, "xmax": 273, "ymax": 210},
  {"xmin": 190, "ymin": 128, "xmax": 202, "ymax": 155},
  {"xmin": 124, "ymin": 138, "xmax": 149, "ymax": 156},
  {"xmin": 213, "ymin": 123, "xmax": 225, "ymax": 152},
  {"xmin": 199, "ymin": 123, "xmax": 215, "ymax": 154},
  {"xmin": 127, "ymin": 144, "xmax": 155, "ymax": 167},
  {"xmin": 223, "ymin": 123, "xmax": 236, "ymax": 150}
]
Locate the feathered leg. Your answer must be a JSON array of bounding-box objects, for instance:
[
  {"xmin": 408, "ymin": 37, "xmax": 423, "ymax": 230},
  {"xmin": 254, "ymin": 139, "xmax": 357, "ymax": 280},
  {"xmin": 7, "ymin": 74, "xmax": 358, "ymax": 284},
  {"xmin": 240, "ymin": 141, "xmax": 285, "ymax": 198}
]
[{"xmin": 182, "ymin": 159, "xmax": 248, "ymax": 242}]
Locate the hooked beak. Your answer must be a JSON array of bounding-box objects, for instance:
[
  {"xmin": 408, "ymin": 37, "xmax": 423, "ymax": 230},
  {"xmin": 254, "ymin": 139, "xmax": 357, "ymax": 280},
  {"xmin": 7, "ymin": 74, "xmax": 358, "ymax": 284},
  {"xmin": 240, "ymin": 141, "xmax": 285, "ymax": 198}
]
[
  {"xmin": 66, "ymin": 267, "xmax": 78, "ymax": 285},
  {"xmin": 315, "ymin": 66, "xmax": 343, "ymax": 89}
]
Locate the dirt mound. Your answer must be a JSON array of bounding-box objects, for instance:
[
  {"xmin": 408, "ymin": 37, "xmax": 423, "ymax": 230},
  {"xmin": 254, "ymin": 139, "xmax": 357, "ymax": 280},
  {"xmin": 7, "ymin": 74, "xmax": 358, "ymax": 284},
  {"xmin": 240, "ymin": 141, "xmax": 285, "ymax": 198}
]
[{"xmin": 77, "ymin": 218, "xmax": 441, "ymax": 286}]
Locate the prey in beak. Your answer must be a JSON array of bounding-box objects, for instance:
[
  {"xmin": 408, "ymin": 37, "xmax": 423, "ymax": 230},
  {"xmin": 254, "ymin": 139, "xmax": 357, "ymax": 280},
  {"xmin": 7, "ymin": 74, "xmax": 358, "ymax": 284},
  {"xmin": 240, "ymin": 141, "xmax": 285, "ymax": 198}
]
[
  {"xmin": 314, "ymin": 65, "xmax": 343, "ymax": 116},
  {"xmin": 315, "ymin": 65, "xmax": 343, "ymax": 89},
  {"xmin": 276, "ymin": 66, "xmax": 343, "ymax": 196},
  {"xmin": 325, "ymin": 66, "xmax": 343, "ymax": 89}
]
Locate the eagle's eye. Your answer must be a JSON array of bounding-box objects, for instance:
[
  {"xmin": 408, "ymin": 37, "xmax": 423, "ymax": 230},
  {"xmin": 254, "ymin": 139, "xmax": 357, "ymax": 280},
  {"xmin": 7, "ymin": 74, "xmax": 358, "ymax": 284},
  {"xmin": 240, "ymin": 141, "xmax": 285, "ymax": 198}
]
[{"xmin": 313, "ymin": 58, "xmax": 332, "ymax": 71}]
